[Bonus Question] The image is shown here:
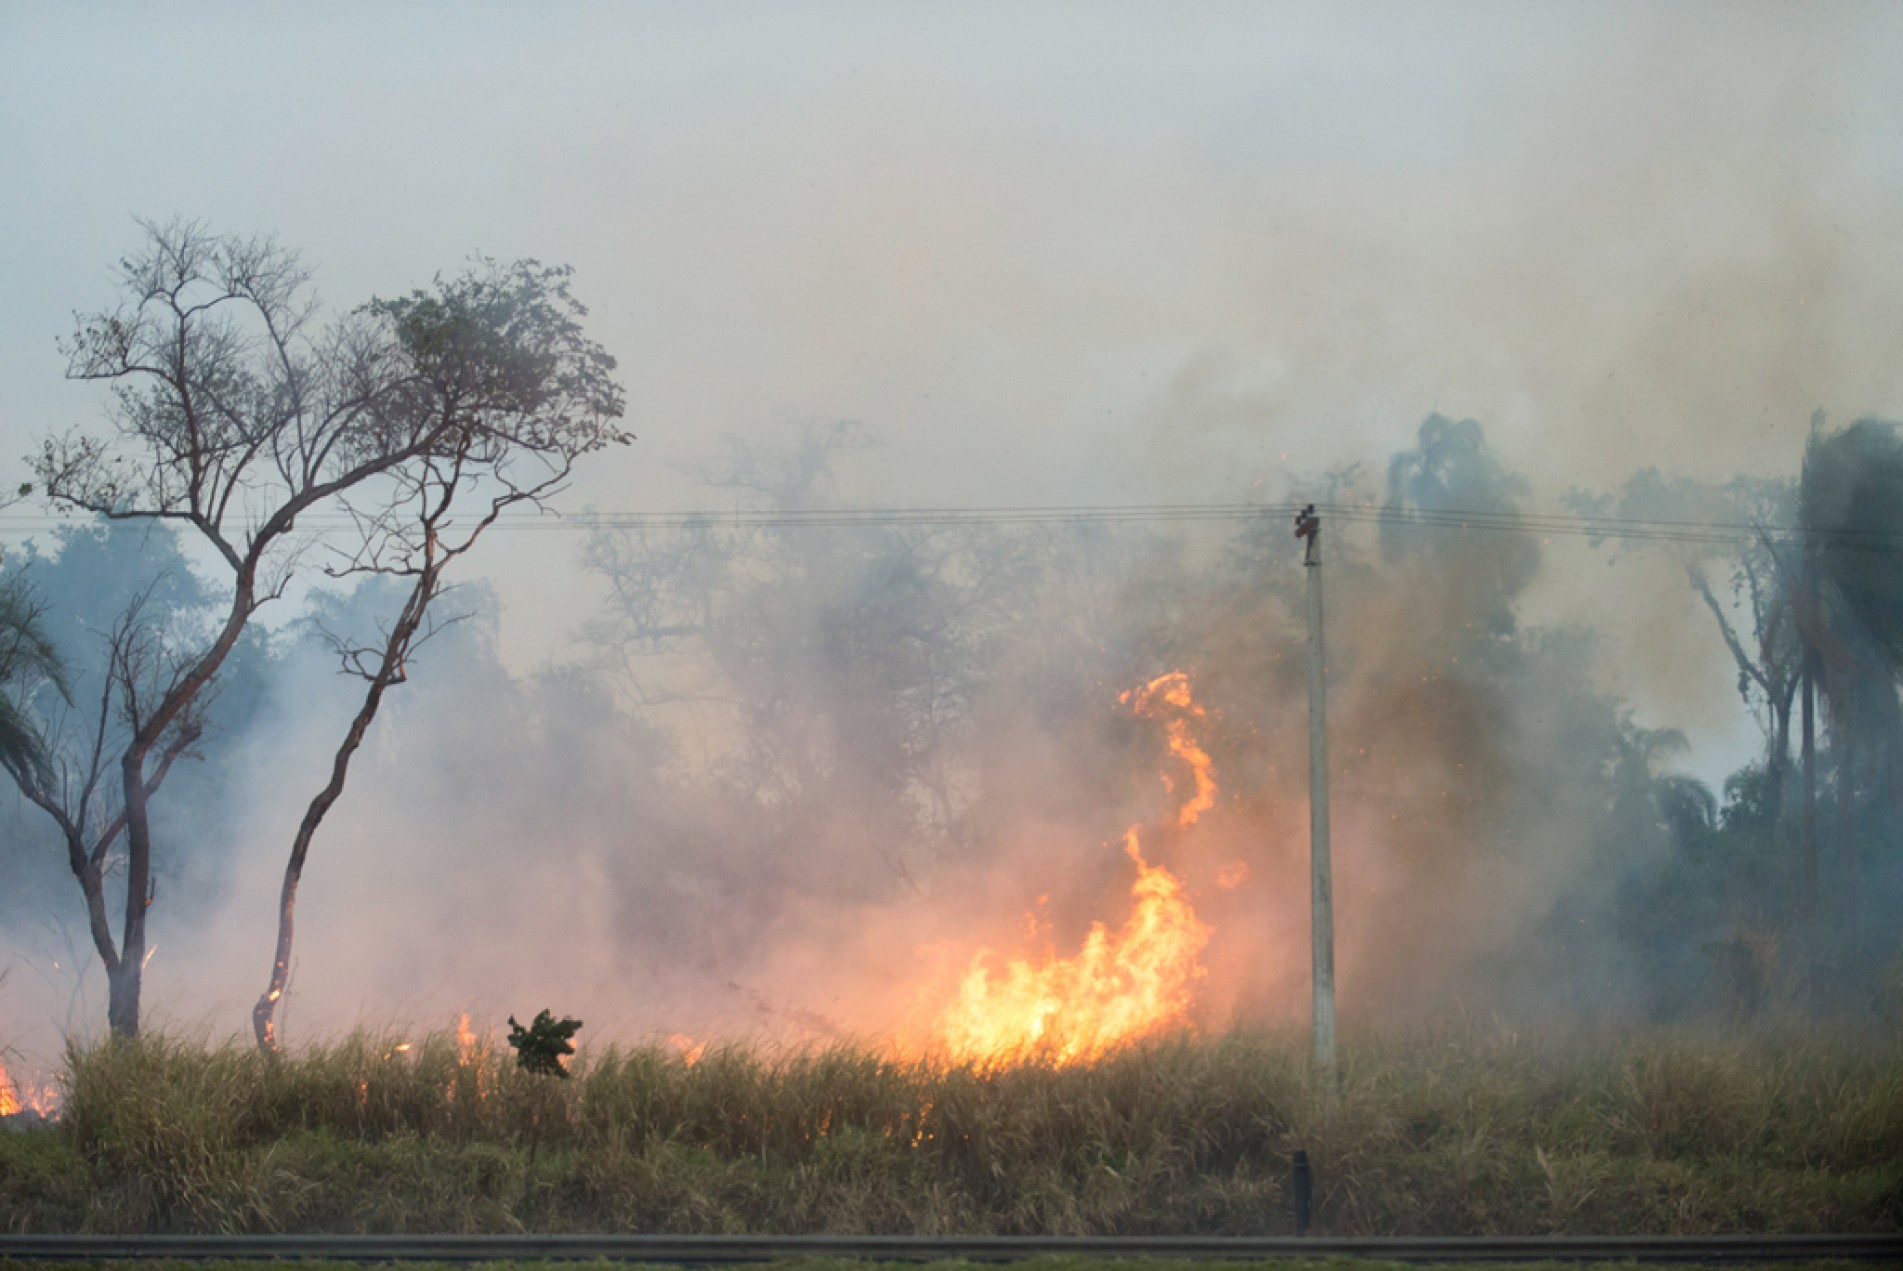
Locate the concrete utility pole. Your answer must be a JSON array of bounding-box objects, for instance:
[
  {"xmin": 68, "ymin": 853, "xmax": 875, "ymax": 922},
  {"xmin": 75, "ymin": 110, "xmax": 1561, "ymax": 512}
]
[
  {"xmin": 1802, "ymin": 651, "xmax": 1817, "ymax": 925},
  {"xmin": 1294, "ymin": 504, "xmax": 1337, "ymax": 1073}
]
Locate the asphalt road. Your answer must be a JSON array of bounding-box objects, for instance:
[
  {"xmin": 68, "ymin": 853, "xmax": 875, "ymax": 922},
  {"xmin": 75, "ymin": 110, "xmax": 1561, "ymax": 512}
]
[{"xmin": 3, "ymin": 1233, "xmax": 1901, "ymax": 1264}]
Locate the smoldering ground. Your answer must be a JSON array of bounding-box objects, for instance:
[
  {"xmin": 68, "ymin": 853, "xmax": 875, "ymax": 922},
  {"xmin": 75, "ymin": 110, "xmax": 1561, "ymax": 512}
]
[{"xmin": 8, "ymin": 413, "xmax": 1896, "ymax": 1079}]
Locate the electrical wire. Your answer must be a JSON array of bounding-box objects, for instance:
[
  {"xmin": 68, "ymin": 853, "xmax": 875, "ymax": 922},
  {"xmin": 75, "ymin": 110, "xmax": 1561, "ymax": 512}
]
[{"xmin": 0, "ymin": 500, "xmax": 1895, "ymax": 550}]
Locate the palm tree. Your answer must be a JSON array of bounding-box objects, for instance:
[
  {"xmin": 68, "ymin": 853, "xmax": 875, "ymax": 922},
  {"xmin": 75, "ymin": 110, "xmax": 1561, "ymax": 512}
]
[
  {"xmin": 0, "ymin": 576, "xmax": 68, "ymax": 788},
  {"xmin": 1796, "ymin": 417, "xmax": 1903, "ymax": 979}
]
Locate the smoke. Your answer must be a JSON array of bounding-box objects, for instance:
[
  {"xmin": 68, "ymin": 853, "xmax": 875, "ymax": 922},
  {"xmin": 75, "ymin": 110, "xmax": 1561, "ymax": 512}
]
[
  {"xmin": 7, "ymin": 6, "xmax": 1903, "ymax": 1091},
  {"xmin": 6, "ymin": 412, "xmax": 1903, "ymax": 1074}
]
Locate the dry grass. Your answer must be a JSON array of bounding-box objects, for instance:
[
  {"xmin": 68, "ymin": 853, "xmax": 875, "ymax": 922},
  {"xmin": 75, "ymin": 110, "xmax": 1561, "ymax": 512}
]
[{"xmin": 3, "ymin": 1022, "xmax": 1900, "ymax": 1235}]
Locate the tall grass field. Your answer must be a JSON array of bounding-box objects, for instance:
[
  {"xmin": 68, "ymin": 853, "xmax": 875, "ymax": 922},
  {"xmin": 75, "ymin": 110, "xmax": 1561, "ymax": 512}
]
[{"xmin": 2, "ymin": 1024, "xmax": 1899, "ymax": 1235}]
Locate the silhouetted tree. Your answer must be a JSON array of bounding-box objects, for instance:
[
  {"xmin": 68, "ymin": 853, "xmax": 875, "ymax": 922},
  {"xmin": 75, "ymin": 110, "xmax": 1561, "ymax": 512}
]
[
  {"xmin": 1797, "ymin": 417, "xmax": 1903, "ymax": 975},
  {"xmin": 0, "ymin": 579, "xmax": 68, "ymax": 790},
  {"xmin": 250, "ymin": 257, "xmax": 629, "ymax": 1051},
  {"xmin": 29, "ymin": 219, "xmax": 627, "ymax": 1038}
]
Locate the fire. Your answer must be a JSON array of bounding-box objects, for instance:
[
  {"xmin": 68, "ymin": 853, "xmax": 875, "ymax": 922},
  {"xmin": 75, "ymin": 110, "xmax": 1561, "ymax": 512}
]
[
  {"xmin": 1123, "ymin": 671, "xmax": 1217, "ymax": 828},
  {"xmin": 930, "ymin": 828, "xmax": 1210, "ymax": 1065},
  {"xmin": 449, "ymin": 1012, "xmax": 500, "ymax": 1102},
  {"xmin": 0, "ymin": 1058, "xmax": 61, "ymax": 1120},
  {"xmin": 918, "ymin": 672, "xmax": 1219, "ymax": 1067}
]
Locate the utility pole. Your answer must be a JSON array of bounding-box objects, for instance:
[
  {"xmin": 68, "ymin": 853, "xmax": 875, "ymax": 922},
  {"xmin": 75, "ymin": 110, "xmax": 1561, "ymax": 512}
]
[
  {"xmin": 1802, "ymin": 650, "xmax": 1817, "ymax": 924},
  {"xmin": 1295, "ymin": 504, "xmax": 1336, "ymax": 1073}
]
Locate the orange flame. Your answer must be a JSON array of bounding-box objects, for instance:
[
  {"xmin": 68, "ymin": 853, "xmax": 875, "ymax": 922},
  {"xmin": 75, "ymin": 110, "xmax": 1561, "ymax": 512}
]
[
  {"xmin": 929, "ymin": 828, "xmax": 1209, "ymax": 1065},
  {"xmin": 918, "ymin": 671, "xmax": 1219, "ymax": 1067},
  {"xmin": 456, "ymin": 1012, "xmax": 478, "ymax": 1066},
  {"xmin": 666, "ymin": 1033, "xmax": 707, "ymax": 1065},
  {"xmin": 449, "ymin": 1012, "xmax": 500, "ymax": 1102},
  {"xmin": 0, "ymin": 1058, "xmax": 61, "ymax": 1119},
  {"xmin": 1123, "ymin": 671, "xmax": 1217, "ymax": 828}
]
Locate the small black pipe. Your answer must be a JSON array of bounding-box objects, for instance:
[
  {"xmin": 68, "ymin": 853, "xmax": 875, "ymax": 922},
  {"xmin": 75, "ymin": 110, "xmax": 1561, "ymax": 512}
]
[{"xmin": 1292, "ymin": 1148, "xmax": 1313, "ymax": 1236}]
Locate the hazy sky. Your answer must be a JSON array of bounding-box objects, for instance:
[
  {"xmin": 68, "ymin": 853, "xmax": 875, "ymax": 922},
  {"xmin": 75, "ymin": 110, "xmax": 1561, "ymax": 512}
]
[{"xmin": 4, "ymin": 1, "xmax": 1901, "ymax": 722}]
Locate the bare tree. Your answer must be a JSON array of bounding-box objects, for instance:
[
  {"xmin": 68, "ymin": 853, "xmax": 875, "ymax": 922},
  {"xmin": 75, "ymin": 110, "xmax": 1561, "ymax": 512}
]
[
  {"xmin": 30, "ymin": 219, "xmax": 627, "ymax": 1038},
  {"xmin": 1570, "ymin": 472, "xmax": 1803, "ymax": 822},
  {"xmin": 1687, "ymin": 483, "xmax": 1804, "ymax": 830},
  {"xmin": 4, "ymin": 592, "xmax": 207, "ymax": 1032},
  {"xmin": 252, "ymin": 343, "xmax": 616, "ymax": 1048}
]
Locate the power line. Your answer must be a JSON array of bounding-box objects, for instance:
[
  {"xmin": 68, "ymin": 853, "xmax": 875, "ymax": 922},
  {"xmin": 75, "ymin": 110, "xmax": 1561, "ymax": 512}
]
[{"xmin": 0, "ymin": 501, "xmax": 1896, "ymax": 550}]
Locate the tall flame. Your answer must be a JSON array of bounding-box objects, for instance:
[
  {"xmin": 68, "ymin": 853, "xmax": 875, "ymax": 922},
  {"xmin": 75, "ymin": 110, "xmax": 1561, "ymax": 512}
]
[
  {"xmin": 919, "ymin": 671, "xmax": 1217, "ymax": 1066},
  {"xmin": 930, "ymin": 828, "xmax": 1209, "ymax": 1065},
  {"xmin": 1123, "ymin": 671, "xmax": 1217, "ymax": 828}
]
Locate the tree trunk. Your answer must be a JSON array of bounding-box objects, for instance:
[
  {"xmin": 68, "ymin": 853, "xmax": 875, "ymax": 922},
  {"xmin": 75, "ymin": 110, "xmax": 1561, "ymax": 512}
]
[
  {"xmin": 106, "ymin": 960, "xmax": 141, "ymax": 1039},
  {"xmin": 252, "ymin": 565, "xmax": 437, "ymax": 1053},
  {"xmin": 1765, "ymin": 684, "xmax": 1793, "ymax": 832},
  {"xmin": 252, "ymin": 681, "xmax": 400, "ymax": 1052},
  {"xmin": 111, "ymin": 744, "xmax": 155, "ymax": 1040},
  {"xmin": 252, "ymin": 860, "xmax": 301, "ymax": 1053}
]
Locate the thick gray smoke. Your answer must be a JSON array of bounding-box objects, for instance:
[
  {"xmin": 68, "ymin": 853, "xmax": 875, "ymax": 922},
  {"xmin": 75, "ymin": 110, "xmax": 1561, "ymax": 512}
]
[{"xmin": 11, "ymin": 412, "xmax": 1895, "ymax": 1079}]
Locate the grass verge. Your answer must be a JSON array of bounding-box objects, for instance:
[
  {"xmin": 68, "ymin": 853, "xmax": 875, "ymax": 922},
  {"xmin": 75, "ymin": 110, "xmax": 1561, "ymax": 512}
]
[{"xmin": 2, "ymin": 1023, "xmax": 1899, "ymax": 1235}]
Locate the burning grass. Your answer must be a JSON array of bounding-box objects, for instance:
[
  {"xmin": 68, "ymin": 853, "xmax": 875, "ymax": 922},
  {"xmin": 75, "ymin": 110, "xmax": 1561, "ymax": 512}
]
[{"xmin": 1, "ymin": 1022, "xmax": 1899, "ymax": 1236}]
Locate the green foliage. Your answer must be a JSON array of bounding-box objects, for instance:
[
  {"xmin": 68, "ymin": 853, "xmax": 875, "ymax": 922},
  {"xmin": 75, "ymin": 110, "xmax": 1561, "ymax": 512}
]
[
  {"xmin": 0, "ymin": 575, "xmax": 70, "ymax": 789},
  {"xmin": 6, "ymin": 1024, "xmax": 1900, "ymax": 1235},
  {"xmin": 507, "ymin": 1011, "xmax": 583, "ymax": 1080},
  {"xmin": 1803, "ymin": 418, "xmax": 1903, "ymax": 672},
  {"xmin": 365, "ymin": 257, "xmax": 627, "ymax": 454}
]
